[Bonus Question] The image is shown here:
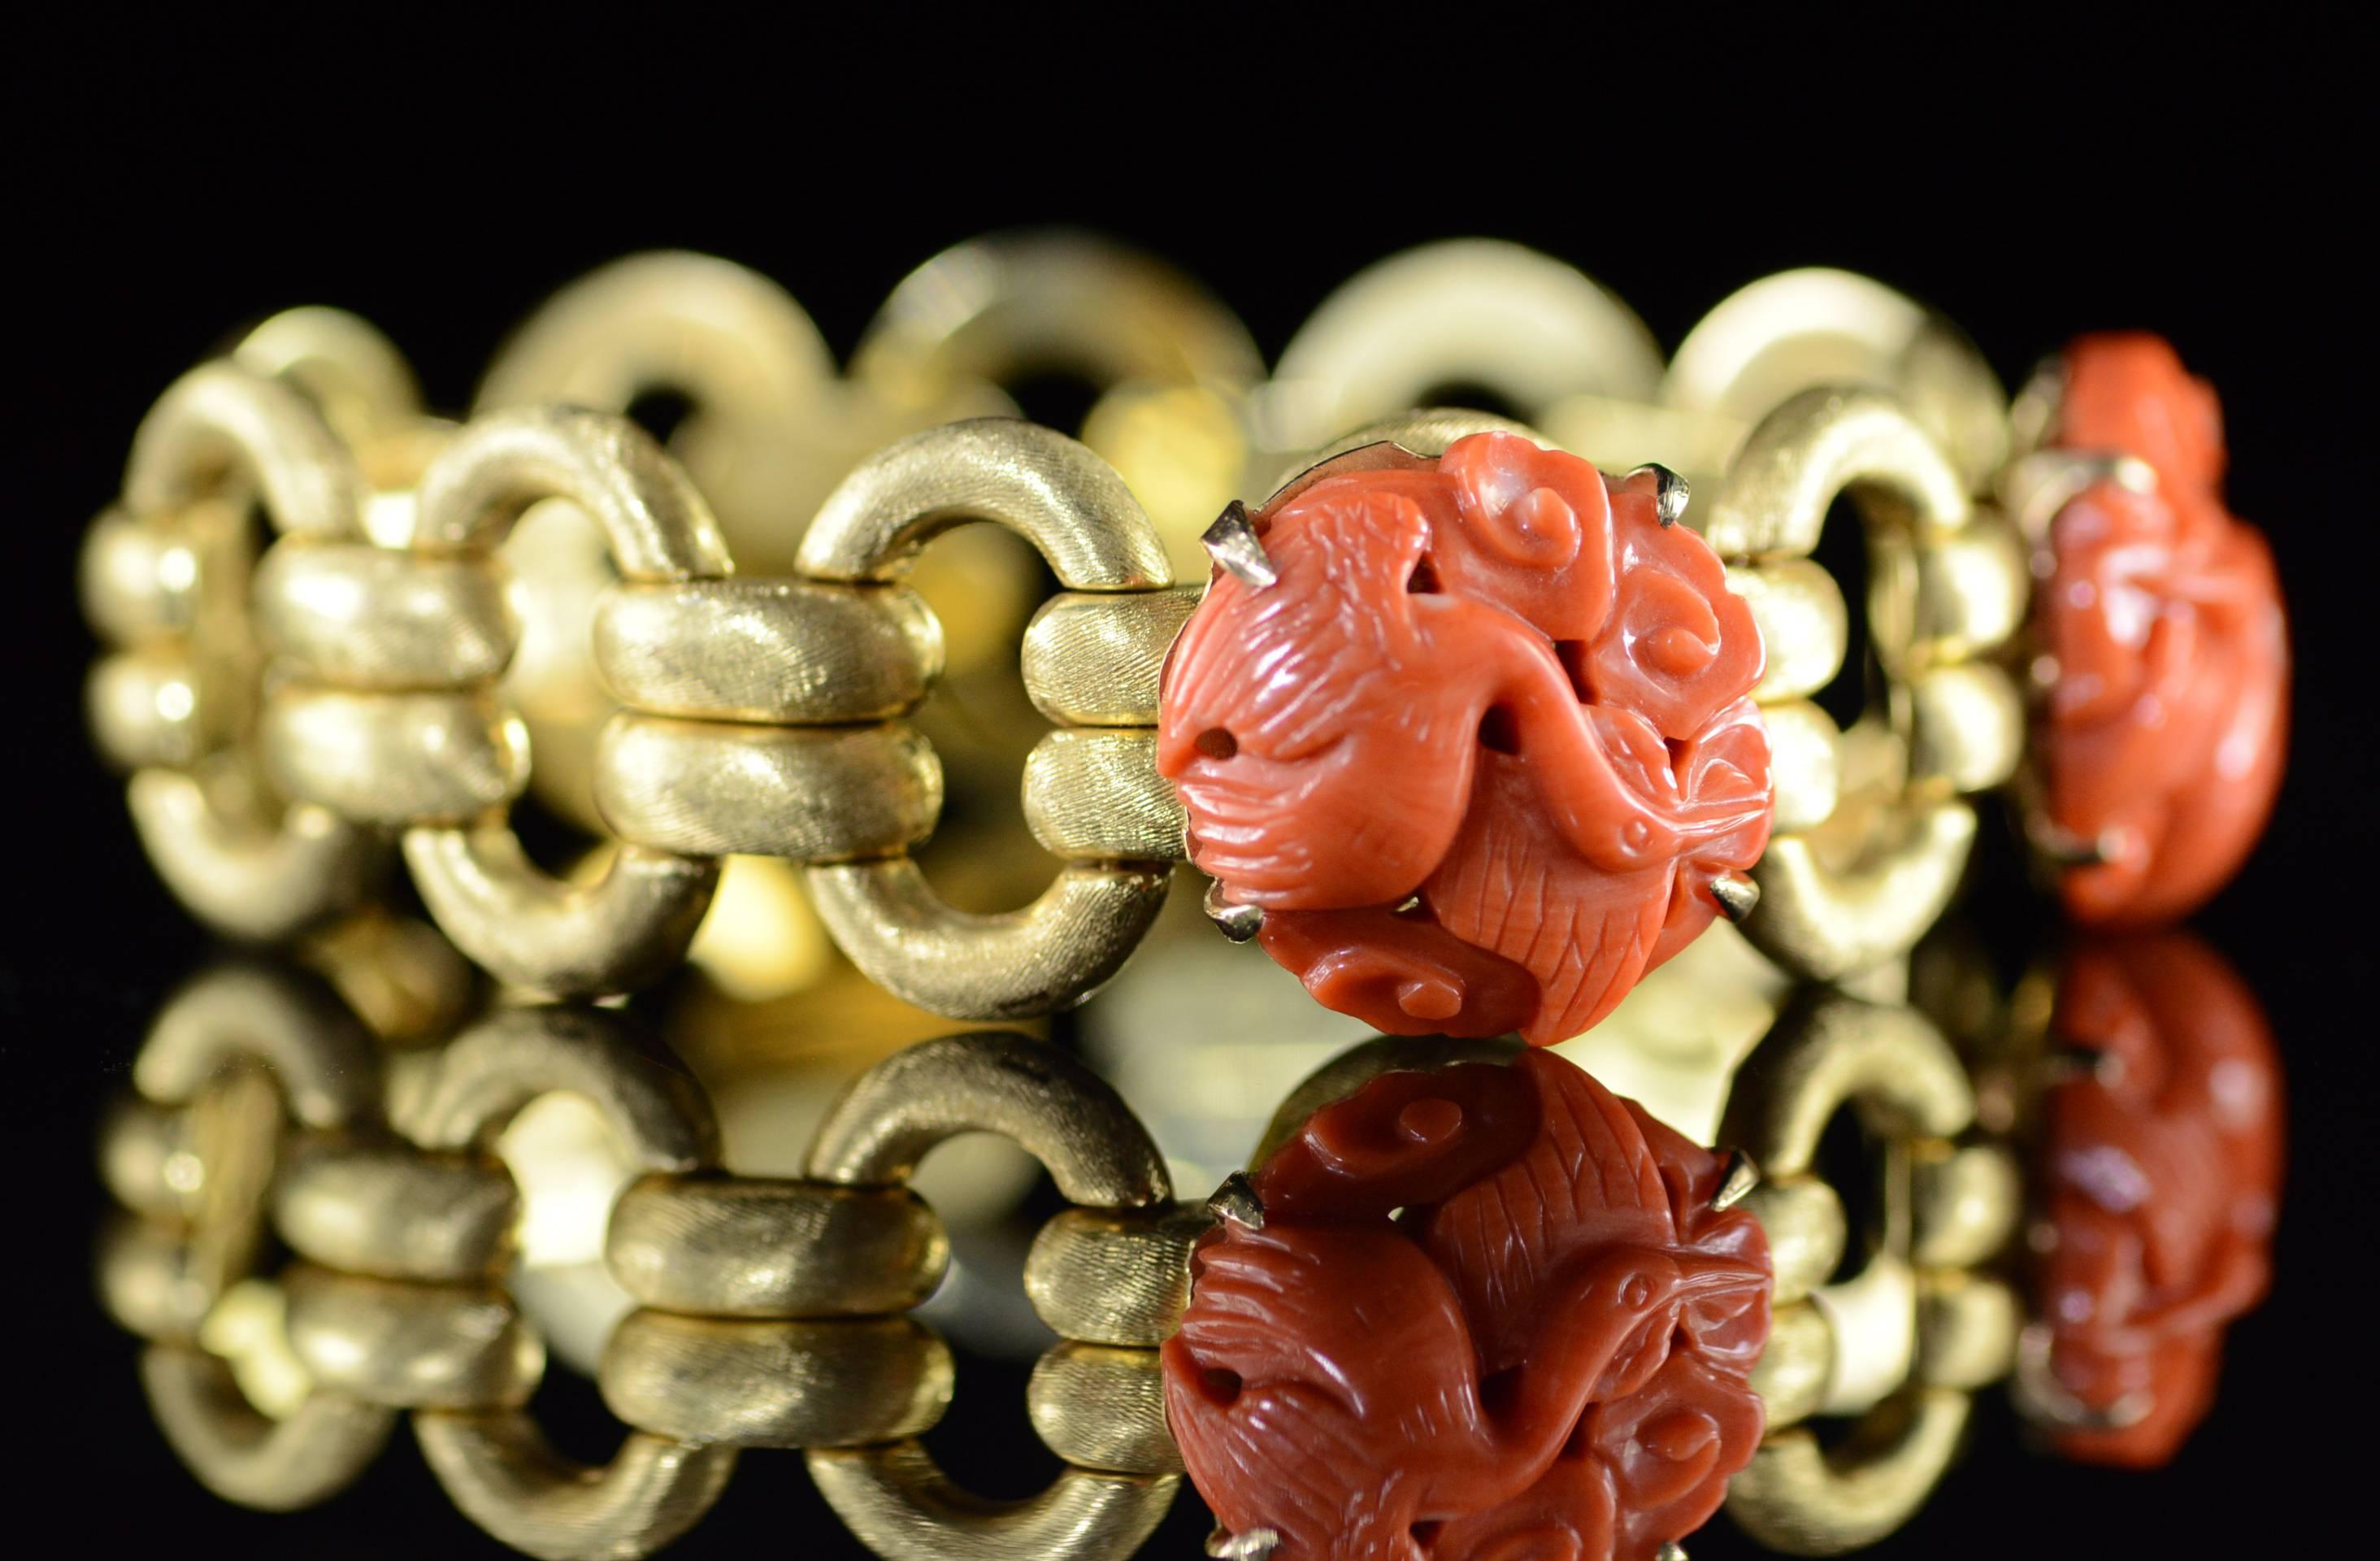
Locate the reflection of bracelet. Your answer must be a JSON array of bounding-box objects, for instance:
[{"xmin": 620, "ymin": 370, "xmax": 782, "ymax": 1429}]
[{"xmin": 80, "ymin": 238, "xmax": 2288, "ymax": 1561}]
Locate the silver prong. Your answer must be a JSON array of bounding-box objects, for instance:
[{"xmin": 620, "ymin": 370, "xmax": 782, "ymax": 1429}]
[
  {"xmin": 1626, "ymin": 463, "xmax": 1691, "ymax": 528},
  {"xmin": 2013, "ymin": 1323, "xmax": 2152, "ymax": 1432},
  {"xmin": 1657, "ymin": 1544, "xmax": 1690, "ymax": 1561},
  {"xmin": 1206, "ymin": 1528, "xmax": 1281, "ymax": 1560},
  {"xmin": 1205, "ymin": 880, "xmax": 1263, "ymax": 943},
  {"xmin": 2004, "ymin": 448, "xmax": 2158, "ymax": 541},
  {"xmin": 1208, "ymin": 1172, "xmax": 1266, "ymax": 1229},
  {"xmin": 1201, "ymin": 500, "xmax": 1279, "ymax": 589},
  {"xmin": 2026, "ymin": 814, "xmax": 2113, "ymax": 867},
  {"xmin": 1710, "ymin": 1149, "xmax": 1760, "ymax": 1212},
  {"xmin": 2044, "ymin": 1042, "xmax": 2122, "ymax": 1087},
  {"xmin": 1708, "ymin": 873, "xmax": 1758, "ymax": 924}
]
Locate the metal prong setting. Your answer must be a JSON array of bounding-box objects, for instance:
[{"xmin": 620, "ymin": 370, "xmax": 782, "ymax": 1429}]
[
  {"xmin": 2026, "ymin": 814, "xmax": 2115, "ymax": 867},
  {"xmin": 1206, "ymin": 1527, "xmax": 1282, "ymax": 1560},
  {"xmin": 1626, "ymin": 463, "xmax": 1691, "ymax": 528},
  {"xmin": 2044, "ymin": 1042, "xmax": 2122, "ymax": 1087},
  {"xmin": 1707, "ymin": 873, "xmax": 1759, "ymax": 924},
  {"xmin": 1657, "ymin": 1543, "xmax": 1691, "ymax": 1561},
  {"xmin": 1709, "ymin": 1149, "xmax": 1760, "ymax": 1212},
  {"xmin": 1201, "ymin": 499, "xmax": 1279, "ymax": 589},
  {"xmin": 2013, "ymin": 1323, "xmax": 2153, "ymax": 1433},
  {"xmin": 1205, "ymin": 880, "xmax": 1263, "ymax": 943},
  {"xmin": 1208, "ymin": 1172, "xmax": 1266, "ymax": 1229},
  {"xmin": 2004, "ymin": 448, "xmax": 2158, "ymax": 542}
]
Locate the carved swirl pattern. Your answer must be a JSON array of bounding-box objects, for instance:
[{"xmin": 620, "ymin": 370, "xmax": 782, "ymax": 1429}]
[
  {"xmin": 2038, "ymin": 932, "xmax": 2282, "ymax": 1468},
  {"xmin": 1159, "ymin": 434, "xmax": 1772, "ymax": 1046},
  {"xmin": 2039, "ymin": 334, "xmax": 2289, "ymax": 924},
  {"xmin": 1164, "ymin": 1052, "xmax": 1771, "ymax": 1560}
]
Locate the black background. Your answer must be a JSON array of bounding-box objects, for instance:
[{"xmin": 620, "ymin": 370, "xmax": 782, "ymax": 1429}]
[{"xmin": 7, "ymin": 18, "xmax": 2373, "ymax": 1560}]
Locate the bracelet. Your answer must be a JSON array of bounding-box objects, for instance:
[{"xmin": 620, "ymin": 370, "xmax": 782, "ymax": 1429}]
[{"xmin": 82, "ymin": 235, "xmax": 2288, "ymax": 1561}]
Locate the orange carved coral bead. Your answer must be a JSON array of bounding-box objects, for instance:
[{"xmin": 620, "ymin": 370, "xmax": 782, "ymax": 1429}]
[
  {"xmin": 1159, "ymin": 433, "xmax": 1773, "ymax": 1046},
  {"xmin": 1164, "ymin": 1050, "xmax": 1772, "ymax": 1561},
  {"xmin": 2030, "ymin": 931, "xmax": 2282, "ymax": 1468},
  {"xmin": 2035, "ymin": 334, "xmax": 2289, "ymax": 924}
]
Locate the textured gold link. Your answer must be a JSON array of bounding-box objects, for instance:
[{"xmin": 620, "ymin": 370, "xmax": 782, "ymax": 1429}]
[
  {"xmin": 272, "ymin": 1135, "xmax": 519, "ymax": 1281},
  {"xmin": 1909, "ymin": 1140, "xmax": 2022, "ymax": 1269},
  {"xmin": 1023, "ymin": 1204, "xmax": 1210, "ymax": 1347},
  {"xmin": 606, "ymin": 1176, "xmax": 948, "ymax": 1318},
  {"xmin": 1764, "ymin": 700, "xmax": 1844, "ymax": 834},
  {"xmin": 1727, "ymin": 1389, "xmax": 1974, "ymax": 1556},
  {"xmin": 597, "ymin": 1311, "xmax": 953, "ymax": 1448},
  {"xmin": 591, "ymin": 577, "xmax": 942, "ymax": 723},
  {"xmin": 802, "ymin": 1031, "xmax": 1182, "ymax": 1560},
  {"xmin": 254, "ymin": 542, "xmax": 519, "ymax": 688},
  {"xmin": 590, "ymin": 716, "xmax": 940, "ymax": 862},
  {"xmin": 404, "ymin": 1006, "xmax": 719, "ymax": 1168},
  {"xmin": 1912, "ymin": 1271, "xmax": 2020, "ymax": 1390},
  {"xmin": 262, "ymin": 687, "xmax": 530, "ymax": 826},
  {"xmin": 124, "ymin": 768, "xmax": 384, "ymax": 943},
  {"xmin": 283, "ymin": 1263, "xmax": 544, "ymax": 1409},
  {"xmin": 1022, "ymin": 730, "xmax": 1184, "ymax": 862},
  {"xmin": 140, "ymin": 1345, "xmax": 397, "ymax": 1511},
  {"xmin": 415, "ymin": 1414, "xmax": 740, "ymax": 1561},
  {"xmin": 1726, "ymin": 558, "xmax": 1850, "ymax": 703},
  {"xmin": 1751, "ymin": 1300, "xmax": 1835, "ymax": 1429},
  {"xmin": 1018, "ymin": 588, "xmax": 1198, "ymax": 726}
]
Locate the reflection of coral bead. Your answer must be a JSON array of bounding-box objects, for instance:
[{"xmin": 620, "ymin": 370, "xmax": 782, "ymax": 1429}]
[
  {"xmin": 1159, "ymin": 434, "xmax": 1773, "ymax": 1046},
  {"xmin": 1164, "ymin": 1051, "xmax": 1771, "ymax": 1561},
  {"xmin": 2036, "ymin": 335, "xmax": 2289, "ymax": 924},
  {"xmin": 2036, "ymin": 932, "xmax": 2282, "ymax": 1467}
]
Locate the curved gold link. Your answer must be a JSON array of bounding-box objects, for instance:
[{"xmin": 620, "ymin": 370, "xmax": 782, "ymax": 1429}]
[
  {"xmin": 254, "ymin": 543, "xmax": 518, "ymax": 689},
  {"xmin": 1726, "ymin": 559, "xmax": 1848, "ymax": 703},
  {"xmin": 283, "ymin": 1263, "xmax": 543, "ymax": 1410},
  {"xmin": 135, "ymin": 962, "xmax": 380, "ymax": 1128},
  {"xmin": 597, "ymin": 1311, "xmax": 953, "ymax": 1447},
  {"xmin": 1025, "ymin": 1342, "xmax": 1182, "ymax": 1476},
  {"xmin": 591, "ymin": 576, "xmax": 942, "ymax": 723},
  {"xmin": 1751, "ymin": 1300, "xmax": 1835, "ymax": 1430},
  {"xmin": 141, "ymin": 1345, "xmax": 396, "ymax": 1511},
  {"xmin": 415, "ymin": 1411, "xmax": 739, "ymax": 1561},
  {"xmin": 273, "ymin": 1135, "xmax": 519, "ymax": 1281},
  {"xmin": 806, "ymin": 1444, "xmax": 1177, "ymax": 1561},
  {"xmin": 1726, "ymin": 1389, "xmax": 1972, "ymax": 1556},
  {"xmin": 605, "ymin": 1176, "xmax": 947, "ymax": 1317},
  {"xmin": 1719, "ymin": 995, "xmax": 1974, "ymax": 1175},
  {"xmin": 592, "ymin": 716, "xmax": 940, "ymax": 861},
  {"xmin": 125, "ymin": 769, "xmax": 382, "ymax": 944},
  {"xmin": 1021, "ymin": 730, "xmax": 1183, "ymax": 862},
  {"xmin": 1019, "ymin": 589, "xmax": 1197, "ymax": 726},
  {"xmin": 124, "ymin": 359, "xmax": 363, "ymax": 538},
  {"xmin": 1764, "ymin": 702, "xmax": 1844, "ymax": 834},
  {"xmin": 232, "ymin": 304, "xmax": 424, "ymax": 455},
  {"xmin": 1023, "ymin": 1204, "xmax": 1208, "ymax": 1347},
  {"xmin": 263, "ymin": 688, "xmax": 529, "ymax": 826},
  {"xmin": 1913, "ymin": 1270, "xmax": 2019, "ymax": 1390}
]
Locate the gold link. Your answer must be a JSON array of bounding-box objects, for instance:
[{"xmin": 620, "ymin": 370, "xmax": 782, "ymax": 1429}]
[
  {"xmin": 1912, "ymin": 1270, "xmax": 2020, "ymax": 1390},
  {"xmin": 597, "ymin": 1311, "xmax": 953, "ymax": 1448},
  {"xmin": 1909, "ymin": 1140, "xmax": 2022, "ymax": 1269},
  {"xmin": 606, "ymin": 1176, "xmax": 947, "ymax": 1318},
  {"xmin": 1905, "ymin": 662, "xmax": 2024, "ymax": 794},
  {"xmin": 254, "ymin": 542, "xmax": 517, "ymax": 688},
  {"xmin": 263, "ymin": 687, "xmax": 529, "ymax": 826},
  {"xmin": 98, "ymin": 1095, "xmax": 198, "ymax": 1225},
  {"xmin": 1021, "ymin": 730, "xmax": 1183, "ymax": 863},
  {"xmin": 1764, "ymin": 701, "xmax": 1843, "ymax": 834},
  {"xmin": 592, "ymin": 716, "xmax": 940, "ymax": 862},
  {"xmin": 98, "ymin": 1211, "xmax": 217, "ymax": 1343},
  {"xmin": 136, "ymin": 962, "xmax": 379, "ymax": 1128},
  {"xmin": 1025, "ymin": 1343, "xmax": 1182, "ymax": 1476},
  {"xmin": 1726, "ymin": 1389, "xmax": 1973, "ymax": 1556},
  {"xmin": 1019, "ymin": 588, "xmax": 1199, "ymax": 726},
  {"xmin": 415, "ymin": 1412, "xmax": 739, "ymax": 1561},
  {"xmin": 272, "ymin": 1135, "xmax": 519, "ymax": 1281},
  {"xmin": 140, "ymin": 1345, "xmax": 395, "ymax": 1511},
  {"xmin": 124, "ymin": 359, "xmax": 363, "ymax": 539},
  {"xmin": 806, "ymin": 860, "xmax": 1171, "ymax": 1023},
  {"xmin": 232, "ymin": 303, "xmax": 424, "ymax": 454},
  {"xmin": 126, "ymin": 769, "xmax": 382, "ymax": 944},
  {"xmin": 1726, "ymin": 559, "xmax": 1848, "ymax": 703},
  {"xmin": 1752, "ymin": 1299, "xmax": 1835, "ymax": 1431},
  {"xmin": 86, "ymin": 647, "xmax": 218, "ymax": 770},
  {"xmin": 1738, "ymin": 1176, "xmax": 1848, "ymax": 1308},
  {"xmin": 591, "ymin": 577, "xmax": 942, "ymax": 724},
  {"xmin": 806, "ymin": 1446, "xmax": 1177, "ymax": 1561},
  {"xmin": 1894, "ymin": 512, "xmax": 2029, "ymax": 668},
  {"xmin": 1023, "ymin": 1204, "xmax": 1209, "ymax": 1347},
  {"xmin": 283, "ymin": 1263, "xmax": 543, "ymax": 1410},
  {"xmin": 79, "ymin": 504, "xmax": 217, "ymax": 645},
  {"xmin": 1718, "ymin": 998, "xmax": 1975, "ymax": 1174}
]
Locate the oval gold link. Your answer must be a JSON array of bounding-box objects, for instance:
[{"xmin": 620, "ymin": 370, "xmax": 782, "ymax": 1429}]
[
  {"xmin": 254, "ymin": 542, "xmax": 517, "ymax": 688},
  {"xmin": 412, "ymin": 405, "xmax": 731, "ymax": 578},
  {"xmin": 606, "ymin": 1176, "xmax": 947, "ymax": 1318},
  {"xmin": 402, "ymin": 828, "xmax": 719, "ymax": 999},
  {"xmin": 1913, "ymin": 1270, "xmax": 2019, "ymax": 1390},
  {"xmin": 598, "ymin": 1311, "xmax": 953, "ymax": 1448},
  {"xmin": 415, "ymin": 1411, "xmax": 738, "ymax": 1561},
  {"xmin": 806, "ymin": 1030, "xmax": 1170, "ymax": 1208},
  {"xmin": 1752, "ymin": 1299, "xmax": 1835, "ymax": 1431},
  {"xmin": 80, "ymin": 505, "xmax": 212, "ymax": 645},
  {"xmin": 1025, "ymin": 1342, "xmax": 1182, "ymax": 1476},
  {"xmin": 1665, "ymin": 268, "xmax": 2009, "ymax": 497},
  {"xmin": 1746, "ymin": 805, "xmax": 1980, "ymax": 984},
  {"xmin": 806, "ymin": 1443, "xmax": 1177, "ymax": 1561},
  {"xmin": 283, "ymin": 1263, "xmax": 543, "ymax": 1410},
  {"xmin": 1019, "ymin": 588, "xmax": 1198, "ymax": 726},
  {"xmin": 98, "ymin": 1211, "xmax": 217, "ymax": 1342},
  {"xmin": 100, "ymin": 1095, "xmax": 198, "ymax": 1224},
  {"xmin": 806, "ymin": 859, "xmax": 1170, "ymax": 1022},
  {"xmin": 127, "ymin": 769, "xmax": 380, "ymax": 943},
  {"xmin": 1909, "ymin": 1140, "xmax": 2022, "ymax": 1270},
  {"xmin": 1905, "ymin": 662, "xmax": 2024, "ymax": 794},
  {"xmin": 1726, "ymin": 558, "xmax": 1848, "ymax": 702},
  {"xmin": 1725, "ymin": 1388, "xmax": 1971, "ymax": 1554},
  {"xmin": 1738, "ymin": 1175, "xmax": 1849, "ymax": 1308},
  {"xmin": 405, "ymin": 1005, "xmax": 720, "ymax": 1171},
  {"xmin": 593, "ymin": 715, "xmax": 940, "ymax": 862},
  {"xmin": 1718, "ymin": 997, "xmax": 1975, "ymax": 1178},
  {"xmin": 1765, "ymin": 700, "xmax": 1843, "ymax": 834},
  {"xmin": 1702, "ymin": 388, "xmax": 1972, "ymax": 561},
  {"xmin": 1023, "ymin": 1204, "xmax": 1209, "ymax": 1347},
  {"xmin": 273, "ymin": 1133, "xmax": 519, "ymax": 1281},
  {"xmin": 1897, "ymin": 511, "xmax": 2029, "ymax": 667},
  {"xmin": 798, "ymin": 419, "xmax": 1170, "ymax": 591},
  {"xmin": 141, "ymin": 1344, "xmax": 396, "ymax": 1511},
  {"xmin": 87, "ymin": 647, "xmax": 217, "ymax": 770},
  {"xmin": 1266, "ymin": 241, "xmax": 1664, "ymax": 454},
  {"xmin": 124, "ymin": 359, "xmax": 363, "ymax": 539},
  {"xmin": 592, "ymin": 577, "xmax": 941, "ymax": 723},
  {"xmin": 263, "ymin": 687, "xmax": 529, "ymax": 826},
  {"xmin": 136, "ymin": 961, "xmax": 379, "ymax": 1127},
  {"xmin": 232, "ymin": 305, "xmax": 423, "ymax": 454},
  {"xmin": 1021, "ymin": 730, "xmax": 1183, "ymax": 863}
]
